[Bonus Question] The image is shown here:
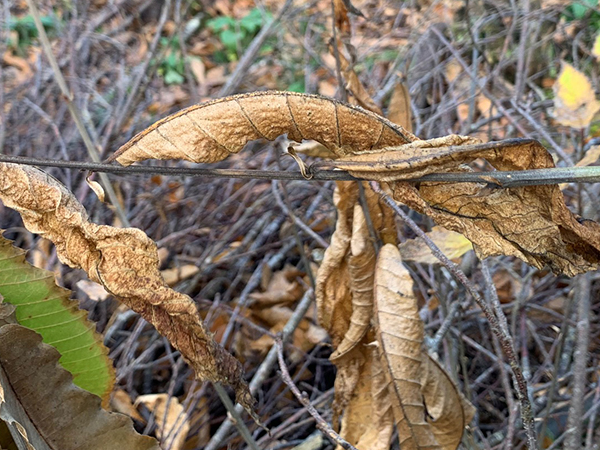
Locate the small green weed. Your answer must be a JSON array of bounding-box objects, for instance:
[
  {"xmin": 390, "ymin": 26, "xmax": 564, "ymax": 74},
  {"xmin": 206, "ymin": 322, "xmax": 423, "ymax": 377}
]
[
  {"xmin": 207, "ymin": 8, "xmax": 272, "ymax": 62},
  {"xmin": 9, "ymin": 14, "xmax": 57, "ymax": 54},
  {"xmin": 157, "ymin": 37, "xmax": 186, "ymax": 85}
]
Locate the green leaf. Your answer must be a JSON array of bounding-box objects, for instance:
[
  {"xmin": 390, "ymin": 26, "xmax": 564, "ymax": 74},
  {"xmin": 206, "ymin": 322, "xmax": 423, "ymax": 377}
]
[
  {"xmin": 207, "ymin": 16, "xmax": 235, "ymax": 32},
  {"xmin": 220, "ymin": 29, "xmax": 243, "ymax": 52},
  {"xmin": 0, "ymin": 234, "xmax": 114, "ymax": 401},
  {"xmin": 164, "ymin": 69, "xmax": 185, "ymax": 85},
  {"xmin": 240, "ymin": 8, "xmax": 265, "ymax": 34}
]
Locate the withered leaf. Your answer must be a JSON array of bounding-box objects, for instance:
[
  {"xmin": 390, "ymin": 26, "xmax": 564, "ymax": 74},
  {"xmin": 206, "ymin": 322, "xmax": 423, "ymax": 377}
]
[
  {"xmin": 108, "ymin": 91, "xmax": 416, "ymax": 165},
  {"xmin": 421, "ymin": 356, "xmax": 475, "ymax": 450},
  {"xmin": 316, "ymin": 181, "xmax": 358, "ymax": 346},
  {"xmin": 330, "ymin": 204, "xmax": 375, "ymax": 360},
  {"xmin": 0, "ymin": 322, "xmax": 158, "ymax": 450},
  {"xmin": 373, "ymin": 244, "xmax": 440, "ymax": 450},
  {"xmin": 326, "ymin": 137, "xmax": 600, "ymax": 276},
  {"xmin": 0, "ymin": 163, "xmax": 255, "ymax": 414},
  {"xmin": 337, "ymin": 345, "xmax": 394, "ymax": 450}
]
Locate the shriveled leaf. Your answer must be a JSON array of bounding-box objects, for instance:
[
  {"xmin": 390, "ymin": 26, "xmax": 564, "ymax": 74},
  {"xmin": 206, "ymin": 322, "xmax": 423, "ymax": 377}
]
[
  {"xmin": 337, "ymin": 345, "xmax": 394, "ymax": 450},
  {"xmin": 0, "ymin": 234, "xmax": 114, "ymax": 401},
  {"xmin": 373, "ymin": 244, "xmax": 440, "ymax": 450},
  {"xmin": 553, "ymin": 62, "xmax": 600, "ymax": 129},
  {"xmin": 108, "ymin": 91, "xmax": 415, "ymax": 166},
  {"xmin": 420, "ymin": 356, "xmax": 475, "ymax": 450},
  {"xmin": 388, "ymin": 82, "xmax": 413, "ymax": 132},
  {"xmin": 399, "ymin": 226, "xmax": 473, "ymax": 264},
  {"xmin": 0, "ymin": 320, "xmax": 158, "ymax": 450},
  {"xmin": 135, "ymin": 394, "xmax": 190, "ymax": 450},
  {"xmin": 352, "ymin": 346, "xmax": 395, "ymax": 450},
  {"xmin": 316, "ymin": 182, "xmax": 358, "ymax": 346},
  {"xmin": 0, "ymin": 163, "xmax": 255, "ymax": 415},
  {"xmin": 330, "ymin": 204, "xmax": 375, "ymax": 360},
  {"xmin": 325, "ymin": 138, "xmax": 600, "ymax": 275}
]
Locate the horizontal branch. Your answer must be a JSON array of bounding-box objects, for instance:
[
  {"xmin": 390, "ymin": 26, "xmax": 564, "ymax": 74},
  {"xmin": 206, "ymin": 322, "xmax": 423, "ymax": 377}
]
[{"xmin": 0, "ymin": 154, "xmax": 599, "ymax": 187}]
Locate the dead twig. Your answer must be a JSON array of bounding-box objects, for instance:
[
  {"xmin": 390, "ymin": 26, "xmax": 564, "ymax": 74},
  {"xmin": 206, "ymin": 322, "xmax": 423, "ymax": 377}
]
[{"xmin": 275, "ymin": 336, "xmax": 359, "ymax": 450}]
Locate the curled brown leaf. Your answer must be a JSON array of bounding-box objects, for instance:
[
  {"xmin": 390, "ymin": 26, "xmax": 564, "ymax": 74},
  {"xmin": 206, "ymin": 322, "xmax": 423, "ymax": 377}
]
[
  {"xmin": 0, "ymin": 163, "xmax": 255, "ymax": 415},
  {"xmin": 373, "ymin": 244, "xmax": 440, "ymax": 450},
  {"xmin": 330, "ymin": 204, "xmax": 375, "ymax": 360},
  {"xmin": 108, "ymin": 91, "xmax": 416, "ymax": 166}
]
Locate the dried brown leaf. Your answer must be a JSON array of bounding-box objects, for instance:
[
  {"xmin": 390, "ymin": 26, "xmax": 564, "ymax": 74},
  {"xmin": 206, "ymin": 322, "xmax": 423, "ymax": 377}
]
[
  {"xmin": 250, "ymin": 265, "xmax": 304, "ymax": 305},
  {"xmin": 108, "ymin": 91, "xmax": 415, "ymax": 166},
  {"xmin": 327, "ymin": 138, "xmax": 600, "ymax": 275},
  {"xmin": 420, "ymin": 356, "xmax": 475, "ymax": 450},
  {"xmin": 0, "ymin": 163, "xmax": 256, "ymax": 414},
  {"xmin": 337, "ymin": 346, "xmax": 394, "ymax": 450},
  {"xmin": 135, "ymin": 394, "xmax": 190, "ymax": 450},
  {"xmin": 373, "ymin": 244, "xmax": 440, "ymax": 450},
  {"xmin": 388, "ymin": 82, "xmax": 413, "ymax": 132},
  {"xmin": 0, "ymin": 322, "xmax": 158, "ymax": 450},
  {"xmin": 330, "ymin": 204, "xmax": 375, "ymax": 360},
  {"xmin": 316, "ymin": 182, "xmax": 358, "ymax": 346}
]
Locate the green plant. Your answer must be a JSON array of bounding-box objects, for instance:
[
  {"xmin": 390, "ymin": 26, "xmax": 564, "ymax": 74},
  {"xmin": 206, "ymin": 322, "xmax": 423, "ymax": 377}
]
[
  {"xmin": 157, "ymin": 37, "xmax": 186, "ymax": 85},
  {"xmin": 207, "ymin": 8, "xmax": 272, "ymax": 62},
  {"xmin": 8, "ymin": 14, "xmax": 57, "ymax": 53}
]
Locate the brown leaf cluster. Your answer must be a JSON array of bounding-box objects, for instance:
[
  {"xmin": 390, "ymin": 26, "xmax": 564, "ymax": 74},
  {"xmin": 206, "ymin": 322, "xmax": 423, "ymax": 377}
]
[
  {"xmin": 327, "ymin": 137, "xmax": 600, "ymax": 275},
  {"xmin": 0, "ymin": 163, "xmax": 255, "ymax": 415},
  {"xmin": 316, "ymin": 176, "xmax": 474, "ymax": 449}
]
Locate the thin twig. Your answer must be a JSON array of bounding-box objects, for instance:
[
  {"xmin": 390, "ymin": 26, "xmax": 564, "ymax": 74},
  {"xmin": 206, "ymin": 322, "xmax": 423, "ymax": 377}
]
[
  {"xmin": 564, "ymin": 273, "xmax": 591, "ymax": 450},
  {"xmin": 275, "ymin": 337, "xmax": 359, "ymax": 450},
  {"xmin": 24, "ymin": 0, "xmax": 130, "ymax": 227},
  {"xmin": 369, "ymin": 181, "xmax": 537, "ymax": 449},
  {"xmin": 218, "ymin": 0, "xmax": 295, "ymax": 96},
  {"xmin": 213, "ymin": 383, "xmax": 261, "ymax": 450},
  {"xmin": 204, "ymin": 289, "xmax": 316, "ymax": 450}
]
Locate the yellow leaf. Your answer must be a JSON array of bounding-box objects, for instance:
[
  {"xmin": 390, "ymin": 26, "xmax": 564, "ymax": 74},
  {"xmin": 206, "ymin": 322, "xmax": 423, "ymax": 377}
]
[
  {"xmin": 399, "ymin": 226, "xmax": 473, "ymax": 264},
  {"xmin": 553, "ymin": 62, "xmax": 600, "ymax": 129},
  {"xmin": 593, "ymin": 33, "xmax": 600, "ymax": 61}
]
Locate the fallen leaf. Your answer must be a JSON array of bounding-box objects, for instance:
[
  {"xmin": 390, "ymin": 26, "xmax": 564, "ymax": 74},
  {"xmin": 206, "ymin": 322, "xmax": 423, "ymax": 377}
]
[
  {"xmin": 111, "ymin": 389, "xmax": 144, "ymax": 422},
  {"xmin": 135, "ymin": 394, "xmax": 190, "ymax": 450},
  {"xmin": 161, "ymin": 264, "xmax": 200, "ymax": 286},
  {"xmin": 399, "ymin": 226, "xmax": 473, "ymax": 264},
  {"xmin": 553, "ymin": 61, "xmax": 600, "ymax": 129},
  {"xmin": 77, "ymin": 279, "xmax": 111, "ymax": 302},
  {"xmin": 250, "ymin": 265, "xmax": 304, "ymax": 305},
  {"xmin": 576, "ymin": 145, "xmax": 600, "ymax": 167}
]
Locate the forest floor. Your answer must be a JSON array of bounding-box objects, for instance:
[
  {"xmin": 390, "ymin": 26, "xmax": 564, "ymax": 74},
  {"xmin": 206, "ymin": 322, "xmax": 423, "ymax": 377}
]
[{"xmin": 2, "ymin": 0, "xmax": 600, "ymax": 449}]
